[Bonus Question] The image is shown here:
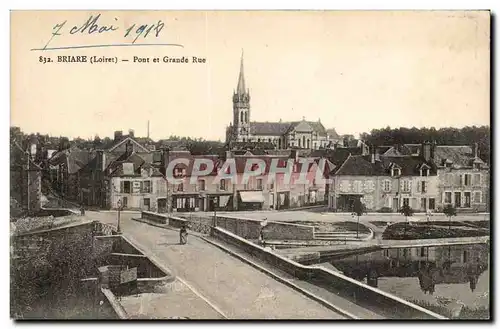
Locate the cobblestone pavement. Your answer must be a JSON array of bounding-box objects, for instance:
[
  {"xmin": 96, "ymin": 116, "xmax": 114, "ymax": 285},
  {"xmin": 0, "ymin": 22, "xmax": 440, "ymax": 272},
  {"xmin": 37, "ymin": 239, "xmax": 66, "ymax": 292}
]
[{"xmin": 87, "ymin": 211, "xmax": 346, "ymax": 319}]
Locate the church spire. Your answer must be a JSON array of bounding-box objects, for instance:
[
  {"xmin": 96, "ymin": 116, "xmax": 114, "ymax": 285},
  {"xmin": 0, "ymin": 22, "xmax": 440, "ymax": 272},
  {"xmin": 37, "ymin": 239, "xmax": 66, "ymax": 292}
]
[{"xmin": 236, "ymin": 49, "xmax": 246, "ymax": 95}]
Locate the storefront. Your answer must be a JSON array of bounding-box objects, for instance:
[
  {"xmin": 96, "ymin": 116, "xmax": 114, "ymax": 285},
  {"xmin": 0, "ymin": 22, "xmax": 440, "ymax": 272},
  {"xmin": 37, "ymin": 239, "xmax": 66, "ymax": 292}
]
[
  {"xmin": 172, "ymin": 194, "xmax": 200, "ymax": 212},
  {"xmin": 238, "ymin": 191, "xmax": 265, "ymax": 211}
]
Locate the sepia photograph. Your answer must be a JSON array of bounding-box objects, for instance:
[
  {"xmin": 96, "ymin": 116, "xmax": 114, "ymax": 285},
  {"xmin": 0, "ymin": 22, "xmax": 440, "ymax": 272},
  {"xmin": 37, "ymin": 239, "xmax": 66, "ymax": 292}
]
[{"xmin": 9, "ymin": 10, "xmax": 491, "ymax": 320}]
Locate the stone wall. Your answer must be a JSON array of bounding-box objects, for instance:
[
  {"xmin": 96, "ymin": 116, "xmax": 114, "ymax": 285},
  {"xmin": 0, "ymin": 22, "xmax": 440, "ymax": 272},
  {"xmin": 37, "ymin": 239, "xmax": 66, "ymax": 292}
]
[{"xmin": 211, "ymin": 226, "xmax": 446, "ymax": 320}]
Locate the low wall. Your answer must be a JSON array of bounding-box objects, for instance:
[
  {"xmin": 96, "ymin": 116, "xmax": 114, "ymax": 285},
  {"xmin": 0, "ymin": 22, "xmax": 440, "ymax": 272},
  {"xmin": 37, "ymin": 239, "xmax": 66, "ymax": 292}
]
[
  {"xmin": 141, "ymin": 211, "xmax": 169, "ymax": 224},
  {"xmin": 211, "ymin": 227, "xmax": 447, "ymax": 320},
  {"xmin": 215, "ymin": 215, "xmax": 315, "ymax": 240}
]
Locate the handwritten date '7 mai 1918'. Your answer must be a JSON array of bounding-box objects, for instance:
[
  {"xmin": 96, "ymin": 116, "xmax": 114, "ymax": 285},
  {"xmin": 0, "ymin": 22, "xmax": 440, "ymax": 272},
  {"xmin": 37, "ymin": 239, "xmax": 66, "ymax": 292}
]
[{"xmin": 41, "ymin": 14, "xmax": 166, "ymax": 50}]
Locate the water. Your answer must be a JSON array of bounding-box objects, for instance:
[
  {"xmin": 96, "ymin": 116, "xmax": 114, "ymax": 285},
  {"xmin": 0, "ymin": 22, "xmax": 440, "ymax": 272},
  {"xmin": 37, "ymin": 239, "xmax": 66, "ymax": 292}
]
[{"xmin": 328, "ymin": 244, "xmax": 490, "ymax": 319}]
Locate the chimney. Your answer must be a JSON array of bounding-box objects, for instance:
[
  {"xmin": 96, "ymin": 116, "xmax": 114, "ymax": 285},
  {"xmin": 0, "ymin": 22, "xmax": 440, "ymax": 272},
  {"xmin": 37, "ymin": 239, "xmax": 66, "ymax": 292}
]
[
  {"xmin": 421, "ymin": 141, "xmax": 432, "ymax": 162},
  {"xmin": 160, "ymin": 148, "xmax": 170, "ymax": 176},
  {"xmin": 128, "ymin": 129, "xmax": 135, "ymax": 138},
  {"xmin": 472, "ymin": 142, "xmax": 479, "ymax": 158},
  {"xmin": 96, "ymin": 150, "xmax": 105, "ymax": 171},
  {"xmin": 114, "ymin": 130, "xmax": 123, "ymax": 141}
]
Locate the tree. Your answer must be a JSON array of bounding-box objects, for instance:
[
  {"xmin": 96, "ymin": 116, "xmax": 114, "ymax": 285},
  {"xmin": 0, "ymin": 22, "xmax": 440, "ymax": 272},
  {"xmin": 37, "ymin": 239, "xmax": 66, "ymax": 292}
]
[
  {"xmin": 400, "ymin": 204, "xmax": 414, "ymax": 239},
  {"xmin": 352, "ymin": 199, "xmax": 365, "ymax": 238},
  {"xmin": 443, "ymin": 204, "xmax": 457, "ymax": 230}
]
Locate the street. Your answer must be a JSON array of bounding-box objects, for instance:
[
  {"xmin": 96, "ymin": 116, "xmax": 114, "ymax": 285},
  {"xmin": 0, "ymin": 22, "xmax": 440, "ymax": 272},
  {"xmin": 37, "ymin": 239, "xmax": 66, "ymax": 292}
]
[{"xmin": 87, "ymin": 211, "xmax": 346, "ymax": 319}]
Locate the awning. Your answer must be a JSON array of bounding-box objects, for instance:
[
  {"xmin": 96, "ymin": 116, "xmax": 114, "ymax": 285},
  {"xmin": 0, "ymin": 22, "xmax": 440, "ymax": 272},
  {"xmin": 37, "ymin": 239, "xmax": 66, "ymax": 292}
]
[{"xmin": 240, "ymin": 191, "xmax": 265, "ymax": 203}]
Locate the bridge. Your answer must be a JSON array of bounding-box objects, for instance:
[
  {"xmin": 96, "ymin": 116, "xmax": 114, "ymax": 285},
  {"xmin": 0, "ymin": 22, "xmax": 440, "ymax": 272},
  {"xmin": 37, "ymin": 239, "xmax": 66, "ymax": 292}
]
[{"xmin": 86, "ymin": 211, "xmax": 447, "ymax": 320}]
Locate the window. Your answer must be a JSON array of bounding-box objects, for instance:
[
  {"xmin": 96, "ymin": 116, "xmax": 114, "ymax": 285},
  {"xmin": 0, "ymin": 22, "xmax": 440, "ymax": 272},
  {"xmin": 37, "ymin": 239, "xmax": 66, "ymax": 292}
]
[
  {"xmin": 173, "ymin": 166, "xmax": 185, "ymax": 178},
  {"xmin": 420, "ymin": 247, "xmax": 428, "ymax": 257},
  {"xmin": 144, "ymin": 198, "xmax": 150, "ymax": 207},
  {"xmin": 142, "ymin": 180, "xmax": 152, "ymax": 193},
  {"xmin": 464, "ymin": 174, "xmax": 471, "ymax": 186},
  {"xmin": 122, "ymin": 181, "xmax": 131, "ymax": 193},
  {"xmin": 429, "ymin": 198, "xmax": 435, "ymax": 210},
  {"xmin": 464, "ymin": 192, "xmax": 471, "ymax": 208},
  {"xmin": 198, "ymin": 179, "xmax": 206, "ymax": 191},
  {"xmin": 444, "ymin": 192, "xmax": 452, "ymax": 203},
  {"xmin": 257, "ymin": 179, "xmax": 263, "ymax": 190},
  {"xmin": 177, "ymin": 183, "xmax": 184, "ymax": 192},
  {"xmin": 392, "ymin": 168, "xmax": 401, "ymax": 177},
  {"xmin": 402, "ymin": 180, "xmax": 410, "ymax": 193},
  {"xmin": 420, "ymin": 181, "xmax": 427, "ymax": 193},
  {"xmin": 220, "ymin": 179, "xmax": 226, "ymax": 191},
  {"xmin": 383, "ymin": 180, "xmax": 391, "ymax": 192},
  {"xmin": 474, "ymin": 191, "xmax": 481, "ymax": 203},
  {"xmin": 473, "ymin": 174, "xmax": 481, "ymax": 186},
  {"xmin": 403, "ymin": 198, "xmax": 409, "ymax": 207},
  {"xmin": 463, "ymin": 250, "xmax": 468, "ymax": 263},
  {"xmin": 269, "ymin": 182, "xmax": 274, "ymax": 190},
  {"xmin": 444, "ymin": 173, "xmax": 452, "ymax": 186},
  {"xmin": 421, "ymin": 168, "xmax": 429, "ymax": 176},
  {"xmin": 421, "ymin": 198, "xmax": 427, "ymax": 210},
  {"xmin": 474, "ymin": 163, "xmax": 481, "ymax": 169}
]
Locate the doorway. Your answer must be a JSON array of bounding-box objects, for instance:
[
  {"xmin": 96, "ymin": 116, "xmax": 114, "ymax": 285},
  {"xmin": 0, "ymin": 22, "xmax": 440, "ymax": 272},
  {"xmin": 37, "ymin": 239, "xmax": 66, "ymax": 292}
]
[
  {"xmin": 454, "ymin": 192, "xmax": 461, "ymax": 208},
  {"xmin": 392, "ymin": 197, "xmax": 399, "ymax": 212}
]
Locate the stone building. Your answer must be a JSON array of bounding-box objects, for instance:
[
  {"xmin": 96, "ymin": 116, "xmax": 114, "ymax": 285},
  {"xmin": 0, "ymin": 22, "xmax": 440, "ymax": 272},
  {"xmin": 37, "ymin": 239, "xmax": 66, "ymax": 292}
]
[{"xmin": 225, "ymin": 54, "xmax": 342, "ymax": 150}]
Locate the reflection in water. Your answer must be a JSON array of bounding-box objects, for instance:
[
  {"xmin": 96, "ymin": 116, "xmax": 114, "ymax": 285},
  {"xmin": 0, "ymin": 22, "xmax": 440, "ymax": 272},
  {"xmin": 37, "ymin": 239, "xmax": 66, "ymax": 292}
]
[{"xmin": 330, "ymin": 244, "xmax": 489, "ymax": 318}]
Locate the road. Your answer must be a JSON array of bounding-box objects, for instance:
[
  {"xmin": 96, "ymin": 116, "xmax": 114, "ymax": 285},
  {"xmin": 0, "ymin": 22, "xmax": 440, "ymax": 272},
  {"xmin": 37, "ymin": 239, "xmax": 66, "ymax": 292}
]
[
  {"xmin": 87, "ymin": 211, "xmax": 346, "ymax": 319},
  {"xmin": 215, "ymin": 210, "xmax": 490, "ymax": 224}
]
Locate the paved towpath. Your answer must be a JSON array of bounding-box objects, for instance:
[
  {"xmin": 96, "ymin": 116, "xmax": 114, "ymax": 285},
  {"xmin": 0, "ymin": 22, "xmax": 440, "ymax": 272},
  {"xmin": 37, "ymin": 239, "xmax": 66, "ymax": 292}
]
[{"xmin": 87, "ymin": 211, "xmax": 346, "ymax": 319}]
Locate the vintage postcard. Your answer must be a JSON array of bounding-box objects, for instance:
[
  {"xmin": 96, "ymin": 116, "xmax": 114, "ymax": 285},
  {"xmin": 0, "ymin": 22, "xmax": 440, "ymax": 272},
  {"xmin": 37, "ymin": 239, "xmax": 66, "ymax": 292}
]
[{"xmin": 10, "ymin": 10, "xmax": 490, "ymax": 320}]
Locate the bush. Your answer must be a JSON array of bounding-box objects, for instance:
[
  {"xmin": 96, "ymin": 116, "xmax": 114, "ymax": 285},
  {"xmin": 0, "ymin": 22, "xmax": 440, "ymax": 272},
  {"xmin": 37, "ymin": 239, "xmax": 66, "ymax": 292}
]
[{"xmin": 377, "ymin": 207, "xmax": 393, "ymax": 213}]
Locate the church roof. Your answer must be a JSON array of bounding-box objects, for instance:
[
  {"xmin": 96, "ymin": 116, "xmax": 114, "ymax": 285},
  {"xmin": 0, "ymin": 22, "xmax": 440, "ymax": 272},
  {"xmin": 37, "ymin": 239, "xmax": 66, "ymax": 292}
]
[{"xmin": 250, "ymin": 122, "xmax": 291, "ymax": 136}]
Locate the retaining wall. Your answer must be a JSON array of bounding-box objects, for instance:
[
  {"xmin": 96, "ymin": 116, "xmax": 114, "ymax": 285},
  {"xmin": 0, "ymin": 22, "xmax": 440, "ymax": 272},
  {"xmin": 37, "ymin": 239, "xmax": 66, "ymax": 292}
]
[{"xmin": 211, "ymin": 226, "xmax": 447, "ymax": 320}]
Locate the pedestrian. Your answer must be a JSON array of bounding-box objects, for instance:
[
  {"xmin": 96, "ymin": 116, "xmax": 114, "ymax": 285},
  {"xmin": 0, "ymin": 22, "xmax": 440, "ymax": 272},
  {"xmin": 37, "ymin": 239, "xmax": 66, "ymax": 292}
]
[
  {"xmin": 80, "ymin": 204, "xmax": 85, "ymax": 216},
  {"xmin": 179, "ymin": 225, "xmax": 188, "ymax": 245},
  {"xmin": 426, "ymin": 209, "xmax": 432, "ymax": 222}
]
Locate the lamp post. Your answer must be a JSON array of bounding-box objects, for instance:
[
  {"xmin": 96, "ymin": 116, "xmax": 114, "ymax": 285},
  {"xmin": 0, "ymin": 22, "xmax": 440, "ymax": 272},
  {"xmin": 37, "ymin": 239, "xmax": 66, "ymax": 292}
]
[
  {"xmin": 117, "ymin": 198, "xmax": 122, "ymax": 233},
  {"xmin": 260, "ymin": 218, "xmax": 268, "ymax": 246},
  {"xmin": 213, "ymin": 196, "xmax": 218, "ymax": 227}
]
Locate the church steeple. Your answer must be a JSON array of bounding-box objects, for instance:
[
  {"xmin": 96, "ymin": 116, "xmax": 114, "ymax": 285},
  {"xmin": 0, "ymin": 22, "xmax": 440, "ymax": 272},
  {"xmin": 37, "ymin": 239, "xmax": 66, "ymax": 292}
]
[
  {"xmin": 232, "ymin": 50, "xmax": 250, "ymax": 143},
  {"xmin": 236, "ymin": 50, "xmax": 246, "ymax": 95}
]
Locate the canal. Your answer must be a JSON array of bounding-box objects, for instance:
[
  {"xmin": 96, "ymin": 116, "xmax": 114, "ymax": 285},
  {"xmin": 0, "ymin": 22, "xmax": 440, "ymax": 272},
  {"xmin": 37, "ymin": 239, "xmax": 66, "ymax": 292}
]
[{"xmin": 323, "ymin": 243, "xmax": 490, "ymax": 319}]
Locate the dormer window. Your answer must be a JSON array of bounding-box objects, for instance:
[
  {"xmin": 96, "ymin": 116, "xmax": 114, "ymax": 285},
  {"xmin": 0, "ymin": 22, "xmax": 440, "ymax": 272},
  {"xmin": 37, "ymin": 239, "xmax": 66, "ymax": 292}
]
[
  {"xmin": 391, "ymin": 168, "xmax": 401, "ymax": 177},
  {"xmin": 474, "ymin": 163, "xmax": 481, "ymax": 170},
  {"xmin": 420, "ymin": 167, "xmax": 430, "ymax": 177}
]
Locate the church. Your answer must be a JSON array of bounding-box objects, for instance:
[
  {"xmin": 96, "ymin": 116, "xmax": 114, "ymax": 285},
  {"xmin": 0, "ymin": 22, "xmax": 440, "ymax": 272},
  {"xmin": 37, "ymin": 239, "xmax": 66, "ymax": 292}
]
[{"xmin": 225, "ymin": 54, "xmax": 341, "ymax": 150}]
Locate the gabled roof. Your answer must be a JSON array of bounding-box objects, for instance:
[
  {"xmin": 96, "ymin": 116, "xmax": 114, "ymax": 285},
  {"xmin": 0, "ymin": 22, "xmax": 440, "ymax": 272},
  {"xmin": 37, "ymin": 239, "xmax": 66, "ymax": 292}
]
[
  {"xmin": 332, "ymin": 154, "xmax": 437, "ymax": 177},
  {"xmin": 333, "ymin": 155, "xmax": 385, "ymax": 176},
  {"xmin": 288, "ymin": 120, "xmax": 327, "ymax": 136},
  {"xmin": 10, "ymin": 141, "xmax": 42, "ymax": 171},
  {"xmin": 326, "ymin": 128, "xmax": 340, "ymax": 139},
  {"xmin": 49, "ymin": 147, "xmax": 93, "ymax": 174},
  {"xmin": 433, "ymin": 145, "xmax": 484, "ymax": 168},
  {"xmin": 108, "ymin": 152, "xmax": 162, "ymax": 177},
  {"xmin": 379, "ymin": 156, "xmax": 437, "ymax": 176},
  {"xmin": 107, "ymin": 137, "xmax": 150, "ymax": 153},
  {"xmin": 250, "ymin": 122, "xmax": 291, "ymax": 136}
]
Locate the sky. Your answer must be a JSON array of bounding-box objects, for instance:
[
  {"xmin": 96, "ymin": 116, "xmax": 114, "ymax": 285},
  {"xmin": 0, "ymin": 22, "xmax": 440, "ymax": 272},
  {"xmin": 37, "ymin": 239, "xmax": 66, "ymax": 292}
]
[{"xmin": 11, "ymin": 10, "xmax": 490, "ymax": 141}]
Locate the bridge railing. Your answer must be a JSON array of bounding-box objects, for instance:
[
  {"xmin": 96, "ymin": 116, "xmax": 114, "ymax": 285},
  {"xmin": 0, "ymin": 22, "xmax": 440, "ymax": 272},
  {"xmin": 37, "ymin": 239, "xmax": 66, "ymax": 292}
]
[{"xmin": 211, "ymin": 226, "xmax": 448, "ymax": 320}]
